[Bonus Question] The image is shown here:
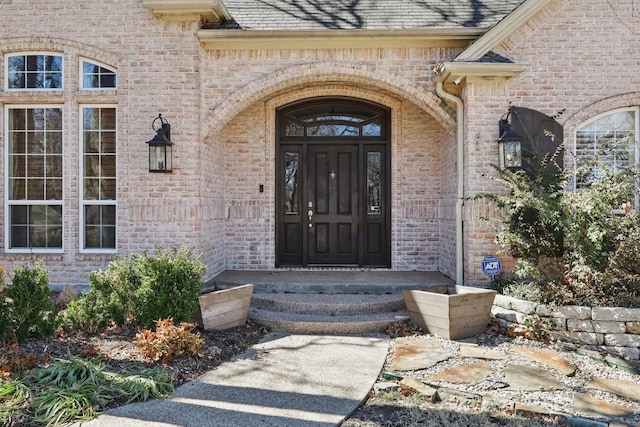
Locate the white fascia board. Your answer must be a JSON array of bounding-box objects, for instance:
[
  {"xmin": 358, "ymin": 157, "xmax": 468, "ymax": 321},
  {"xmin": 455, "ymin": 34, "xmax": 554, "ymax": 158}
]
[
  {"xmin": 455, "ymin": 0, "xmax": 552, "ymax": 62},
  {"xmin": 196, "ymin": 28, "xmax": 485, "ymax": 50}
]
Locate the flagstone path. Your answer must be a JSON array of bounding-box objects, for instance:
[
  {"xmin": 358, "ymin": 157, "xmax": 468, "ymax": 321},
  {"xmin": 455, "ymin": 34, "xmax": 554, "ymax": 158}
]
[{"xmin": 376, "ymin": 335, "xmax": 640, "ymax": 426}]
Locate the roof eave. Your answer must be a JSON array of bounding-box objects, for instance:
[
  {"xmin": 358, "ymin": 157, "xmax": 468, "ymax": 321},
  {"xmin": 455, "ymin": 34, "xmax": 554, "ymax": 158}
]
[
  {"xmin": 196, "ymin": 28, "xmax": 486, "ymax": 50},
  {"xmin": 455, "ymin": 0, "xmax": 552, "ymax": 61},
  {"xmin": 143, "ymin": 0, "xmax": 232, "ymax": 23}
]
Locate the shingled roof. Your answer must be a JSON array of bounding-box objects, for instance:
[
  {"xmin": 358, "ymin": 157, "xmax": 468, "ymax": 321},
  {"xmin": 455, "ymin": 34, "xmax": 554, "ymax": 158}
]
[{"xmin": 217, "ymin": 0, "xmax": 526, "ymax": 31}]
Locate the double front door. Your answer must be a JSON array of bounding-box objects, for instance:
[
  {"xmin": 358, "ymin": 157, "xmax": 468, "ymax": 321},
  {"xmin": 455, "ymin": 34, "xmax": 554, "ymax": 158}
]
[
  {"xmin": 276, "ymin": 98, "xmax": 391, "ymax": 268},
  {"xmin": 277, "ymin": 142, "xmax": 389, "ymax": 267}
]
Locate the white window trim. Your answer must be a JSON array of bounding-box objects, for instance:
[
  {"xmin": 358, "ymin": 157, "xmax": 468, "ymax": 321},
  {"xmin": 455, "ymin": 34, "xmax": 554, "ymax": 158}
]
[
  {"xmin": 4, "ymin": 52, "xmax": 64, "ymax": 92},
  {"xmin": 79, "ymin": 57, "xmax": 117, "ymax": 90},
  {"xmin": 79, "ymin": 104, "xmax": 118, "ymax": 254},
  {"xmin": 4, "ymin": 104, "xmax": 65, "ymax": 254},
  {"xmin": 573, "ymin": 106, "xmax": 640, "ymax": 190}
]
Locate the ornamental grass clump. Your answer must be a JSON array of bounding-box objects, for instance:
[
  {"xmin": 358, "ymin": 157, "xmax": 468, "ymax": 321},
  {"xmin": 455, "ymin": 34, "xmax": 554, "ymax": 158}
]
[{"xmin": 1, "ymin": 356, "xmax": 174, "ymax": 426}]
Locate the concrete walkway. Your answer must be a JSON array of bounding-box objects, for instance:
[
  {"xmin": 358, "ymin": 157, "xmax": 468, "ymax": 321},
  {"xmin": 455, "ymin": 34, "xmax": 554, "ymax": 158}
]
[{"xmin": 77, "ymin": 332, "xmax": 389, "ymax": 427}]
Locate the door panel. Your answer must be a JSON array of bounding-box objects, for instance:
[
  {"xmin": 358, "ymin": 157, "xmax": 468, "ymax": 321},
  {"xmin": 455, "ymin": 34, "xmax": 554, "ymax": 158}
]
[{"xmin": 307, "ymin": 145, "xmax": 358, "ymax": 265}]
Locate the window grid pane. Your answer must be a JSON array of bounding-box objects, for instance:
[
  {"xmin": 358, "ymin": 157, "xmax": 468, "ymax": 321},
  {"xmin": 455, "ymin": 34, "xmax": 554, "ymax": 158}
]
[
  {"xmin": 82, "ymin": 107, "xmax": 117, "ymax": 250},
  {"xmin": 82, "ymin": 61, "xmax": 116, "ymax": 89},
  {"xmin": 8, "ymin": 55, "xmax": 62, "ymax": 89},
  {"xmin": 575, "ymin": 110, "xmax": 637, "ymax": 189},
  {"xmin": 7, "ymin": 108, "xmax": 63, "ymax": 249},
  {"xmin": 10, "ymin": 204, "xmax": 62, "ymax": 249}
]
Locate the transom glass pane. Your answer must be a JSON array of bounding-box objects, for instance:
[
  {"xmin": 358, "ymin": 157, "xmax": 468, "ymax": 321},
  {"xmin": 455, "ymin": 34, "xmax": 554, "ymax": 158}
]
[
  {"xmin": 8, "ymin": 55, "xmax": 62, "ymax": 89},
  {"xmin": 82, "ymin": 61, "xmax": 117, "ymax": 89},
  {"xmin": 281, "ymin": 101, "xmax": 385, "ymax": 138}
]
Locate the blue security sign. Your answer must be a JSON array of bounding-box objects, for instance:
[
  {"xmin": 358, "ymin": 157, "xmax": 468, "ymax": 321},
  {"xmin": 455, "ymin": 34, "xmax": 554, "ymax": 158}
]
[{"xmin": 482, "ymin": 255, "xmax": 502, "ymax": 276}]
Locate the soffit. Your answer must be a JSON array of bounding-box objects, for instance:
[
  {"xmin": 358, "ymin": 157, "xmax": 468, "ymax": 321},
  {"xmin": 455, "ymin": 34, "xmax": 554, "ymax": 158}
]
[{"xmin": 142, "ymin": 0, "xmax": 232, "ymax": 23}]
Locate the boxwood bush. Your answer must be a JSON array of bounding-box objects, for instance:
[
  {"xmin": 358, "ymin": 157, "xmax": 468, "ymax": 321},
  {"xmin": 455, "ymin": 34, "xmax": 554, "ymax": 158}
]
[{"xmin": 62, "ymin": 248, "xmax": 205, "ymax": 330}]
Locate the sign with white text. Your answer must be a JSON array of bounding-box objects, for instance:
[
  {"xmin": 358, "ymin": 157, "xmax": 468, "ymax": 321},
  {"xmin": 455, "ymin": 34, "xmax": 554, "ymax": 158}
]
[{"xmin": 481, "ymin": 255, "xmax": 502, "ymax": 276}]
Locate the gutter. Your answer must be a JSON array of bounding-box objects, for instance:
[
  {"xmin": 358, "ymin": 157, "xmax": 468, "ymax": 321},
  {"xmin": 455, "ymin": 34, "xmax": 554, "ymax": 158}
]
[
  {"xmin": 196, "ymin": 28, "xmax": 485, "ymax": 50},
  {"xmin": 435, "ymin": 79, "xmax": 465, "ymax": 286}
]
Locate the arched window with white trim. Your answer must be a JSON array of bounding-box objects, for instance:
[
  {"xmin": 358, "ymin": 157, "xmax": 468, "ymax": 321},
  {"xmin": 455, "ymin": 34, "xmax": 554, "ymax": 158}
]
[
  {"xmin": 574, "ymin": 108, "xmax": 639, "ymax": 189},
  {"xmin": 80, "ymin": 59, "xmax": 116, "ymax": 89}
]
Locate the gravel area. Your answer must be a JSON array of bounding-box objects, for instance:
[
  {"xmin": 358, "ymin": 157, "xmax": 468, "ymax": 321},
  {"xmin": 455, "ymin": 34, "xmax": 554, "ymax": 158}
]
[{"xmin": 342, "ymin": 322, "xmax": 640, "ymax": 427}]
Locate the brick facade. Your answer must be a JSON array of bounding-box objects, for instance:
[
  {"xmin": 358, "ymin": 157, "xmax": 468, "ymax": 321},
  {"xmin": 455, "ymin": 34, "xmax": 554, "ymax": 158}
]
[
  {"xmin": 0, "ymin": 0, "xmax": 637, "ymax": 286},
  {"xmin": 461, "ymin": 0, "xmax": 640, "ymax": 283}
]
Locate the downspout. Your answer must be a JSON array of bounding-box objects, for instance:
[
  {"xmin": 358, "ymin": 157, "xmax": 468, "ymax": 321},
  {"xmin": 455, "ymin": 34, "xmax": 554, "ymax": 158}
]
[{"xmin": 435, "ymin": 80, "xmax": 465, "ymax": 286}]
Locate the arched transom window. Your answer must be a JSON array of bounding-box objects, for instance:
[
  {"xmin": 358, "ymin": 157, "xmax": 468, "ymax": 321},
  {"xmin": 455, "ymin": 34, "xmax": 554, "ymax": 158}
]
[
  {"xmin": 279, "ymin": 99, "xmax": 386, "ymax": 139},
  {"xmin": 574, "ymin": 108, "xmax": 639, "ymax": 189}
]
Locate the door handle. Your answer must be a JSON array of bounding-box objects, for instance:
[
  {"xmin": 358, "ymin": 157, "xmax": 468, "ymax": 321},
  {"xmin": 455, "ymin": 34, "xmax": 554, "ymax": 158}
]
[{"xmin": 308, "ymin": 209, "xmax": 314, "ymax": 227}]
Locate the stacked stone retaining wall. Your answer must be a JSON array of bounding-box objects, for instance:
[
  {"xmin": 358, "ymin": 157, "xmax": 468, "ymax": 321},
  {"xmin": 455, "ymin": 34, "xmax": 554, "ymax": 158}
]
[{"xmin": 492, "ymin": 295, "xmax": 640, "ymax": 360}]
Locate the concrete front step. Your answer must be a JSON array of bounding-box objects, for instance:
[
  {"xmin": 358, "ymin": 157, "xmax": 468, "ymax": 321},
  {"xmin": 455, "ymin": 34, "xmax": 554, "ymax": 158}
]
[
  {"xmin": 252, "ymin": 293, "xmax": 406, "ymax": 315},
  {"xmin": 208, "ymin": 270, "xmax": 454, "ymax": 334},
  {"xmin": 249, "ymin": 293, "xmax": 409, "ymax": 334}
]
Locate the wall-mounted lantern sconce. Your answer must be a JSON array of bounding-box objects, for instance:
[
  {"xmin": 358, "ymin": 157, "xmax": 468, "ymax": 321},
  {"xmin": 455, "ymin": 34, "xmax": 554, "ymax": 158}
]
[
  {"xmin": 146, "ymin": 114, "xmax": 173, "ymax": 173},
  {"xmin": 498, "ymin": 110, "xmax": 522, "ymax": 169}
]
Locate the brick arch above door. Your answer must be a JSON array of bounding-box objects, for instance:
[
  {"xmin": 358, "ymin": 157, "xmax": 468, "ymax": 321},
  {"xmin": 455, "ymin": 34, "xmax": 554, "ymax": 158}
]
[{"xmin": 205, "ymin": 62, "xmax": 455, "ymax": 137}]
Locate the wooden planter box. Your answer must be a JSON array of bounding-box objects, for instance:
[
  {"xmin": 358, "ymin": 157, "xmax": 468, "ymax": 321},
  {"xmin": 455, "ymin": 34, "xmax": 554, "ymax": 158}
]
[
  {"xmin": 192, "ymin": 284, "xmax": 254, "ymax": 331},
  {"xmin": 402, "ymin": 285, "xmax": 497, "ymax": 340}
]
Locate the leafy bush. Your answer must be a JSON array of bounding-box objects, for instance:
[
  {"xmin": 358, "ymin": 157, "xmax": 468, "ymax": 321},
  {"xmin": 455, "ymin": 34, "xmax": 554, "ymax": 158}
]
[
  {"xmin": 134, "ymin": 318, "xmax": 204, "ymax": 364},
  {"xmin": 133, "ymin": 248, "xmax": 206, "ymax": 328},
  {"xmin": 481, "ymin": 148, "xmax": 640, "ymax": 307},
  {"xmin": 0, "ymin": 270, "xmax": 13, "ymax": 342},
  {"xmin": 1, "ymin": 263, "xmax": 59, "ymax": 343},
  {"xmin": 61, "ymin": 248, "xmax": 205, "ymax": 331}
]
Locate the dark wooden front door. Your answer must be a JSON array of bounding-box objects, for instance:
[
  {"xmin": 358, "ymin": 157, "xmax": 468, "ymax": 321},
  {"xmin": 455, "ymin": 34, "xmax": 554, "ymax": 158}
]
[
  {"xmin": 307, "ymin": 144, "xmax": 359, "ymax": 264},
  {"xmin": 276, "ymin": 98, "xmax": 390, "ymax": 268}
]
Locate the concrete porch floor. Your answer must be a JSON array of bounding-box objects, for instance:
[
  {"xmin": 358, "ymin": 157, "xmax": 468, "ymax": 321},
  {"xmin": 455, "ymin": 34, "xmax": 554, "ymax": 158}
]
[{"xmin": 205, "ymin": 270, "xmax": 455, "ymax": 295}]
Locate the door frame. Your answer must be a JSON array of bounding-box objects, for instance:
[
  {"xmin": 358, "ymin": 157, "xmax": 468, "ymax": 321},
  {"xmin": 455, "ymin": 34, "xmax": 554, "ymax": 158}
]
[{"xmin": 275, "ymin": 97, "xmax": 391, "ymax": 268}]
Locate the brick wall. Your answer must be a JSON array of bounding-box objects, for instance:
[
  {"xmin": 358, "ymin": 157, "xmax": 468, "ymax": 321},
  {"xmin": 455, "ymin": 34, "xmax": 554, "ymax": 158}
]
[
  {"xmin": 5, "ymin": 0, "xmax": 633, "ymax": 287},
  {"xmin": 462, "ymin": 0, "xmax": 640, "ymax": 283},
  {"xmin": 0, "ymin": 0, "xmax": 466, "ymax": 285},
  {"xmin": 0, "ymin": 0, "xmax": 205, "ymax": 284}
]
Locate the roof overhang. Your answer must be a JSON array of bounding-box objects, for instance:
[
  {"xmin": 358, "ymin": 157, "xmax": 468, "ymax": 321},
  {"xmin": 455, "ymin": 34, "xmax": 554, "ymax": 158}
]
[
  {"xmin": 435, "ymin": 61, "xmax": 527, "ymax": 84},
  {"xmin": 142, "ymin": 0, "xmax": 232, "ymax": 23},
  {"xmin": 196, "ymin": 28, "xmax": 485, "ymax": 50}
]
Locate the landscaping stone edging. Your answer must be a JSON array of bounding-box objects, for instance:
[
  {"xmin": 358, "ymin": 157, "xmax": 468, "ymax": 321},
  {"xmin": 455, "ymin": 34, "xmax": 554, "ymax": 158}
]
[{"xmin": 492, "ymin": 295, "xmax": 640, "ymax": 360}]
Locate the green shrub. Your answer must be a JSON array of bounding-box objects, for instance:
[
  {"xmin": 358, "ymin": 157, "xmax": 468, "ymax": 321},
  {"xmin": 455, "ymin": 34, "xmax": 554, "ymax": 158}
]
[
  {"xmin": 133, "ymin": 248, "xmax": 205, "ymax": 327},
  {"xmin": 0, "ymin": 270, "xmax": 13, "ymax": 342},
  {"xmin": 61, "ymin": 248, "xmax": 205, "ymax": 330},
  {"xmin": 3, "ymin": 263, "xmax": 58, "ymax": 343},
  {"xmin": 480, "ymin": 148, "xmax": 640, "ymax": 307}
]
